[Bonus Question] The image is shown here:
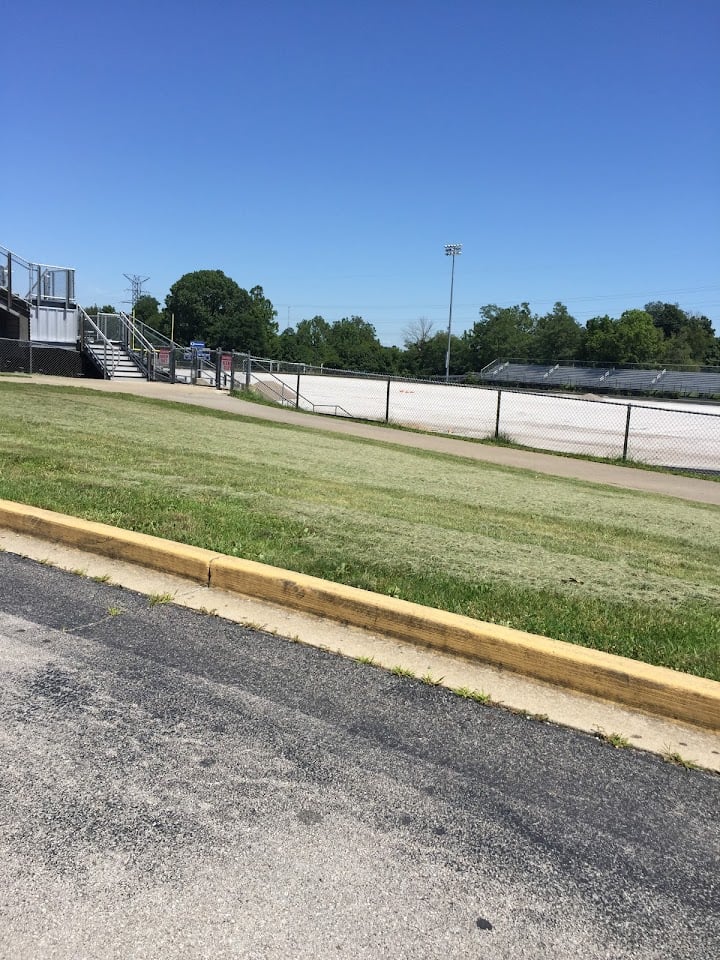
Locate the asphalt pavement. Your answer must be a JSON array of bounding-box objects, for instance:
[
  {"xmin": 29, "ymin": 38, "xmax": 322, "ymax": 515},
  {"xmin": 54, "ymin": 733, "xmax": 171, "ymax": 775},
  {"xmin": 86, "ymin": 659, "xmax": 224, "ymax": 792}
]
[{"xmin": 1, "ymin": 552, "xmax": 718, "ymax": 959}]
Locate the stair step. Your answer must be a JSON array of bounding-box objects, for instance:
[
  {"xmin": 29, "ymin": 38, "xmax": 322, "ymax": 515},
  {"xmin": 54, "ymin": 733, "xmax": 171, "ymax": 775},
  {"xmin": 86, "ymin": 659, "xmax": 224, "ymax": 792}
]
[{"xmin": 85, "ymin": 340, "xmax": 145, "ymax": 379}]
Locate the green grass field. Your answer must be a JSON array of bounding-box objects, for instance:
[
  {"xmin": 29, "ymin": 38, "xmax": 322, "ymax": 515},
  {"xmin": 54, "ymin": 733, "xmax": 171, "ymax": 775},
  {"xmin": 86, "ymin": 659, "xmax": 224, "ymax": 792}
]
[{"xmin": 1, "ymin": 381, "xmax": 719, "ymax": 680}]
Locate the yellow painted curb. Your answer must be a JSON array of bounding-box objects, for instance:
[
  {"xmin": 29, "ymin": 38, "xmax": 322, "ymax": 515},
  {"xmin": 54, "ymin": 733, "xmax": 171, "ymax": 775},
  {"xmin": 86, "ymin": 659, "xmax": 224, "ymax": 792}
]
[
  {"xmin": 0, "ymin": 499, "xmax": 221, "ymax": 583},
  {"xmin": 1, "ymin": 498, "xmax": 719, "ymax": 731}
]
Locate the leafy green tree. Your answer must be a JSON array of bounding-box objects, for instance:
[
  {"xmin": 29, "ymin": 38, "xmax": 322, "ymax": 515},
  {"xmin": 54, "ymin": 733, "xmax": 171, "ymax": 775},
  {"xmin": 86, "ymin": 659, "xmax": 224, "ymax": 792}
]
[
  {"xmin": 326, "ymin": 316, "xmax": 385, "ymax": 371},
  {"xmin": 530, "ymin": 302, "xmax": 584, "ymax": 361},
  {"xmin": 463, "ymin": 303, "xmax": 535, "ymax": 370},
  {"xmin": 584, "ymin": 310, "xmax": 664, "ymax": 364},
  {"xmin": 402, "ymin": 318, "xmax": 449, "ymax": 376},
  {"xmin": 663, "ymin": 316, "xmax": 716, "ymax": 365},
  {"xmin": 644, "ymin": 301, "xmax": 689, "ymax": 338},
  {"xmin": 276, "ymin": 326, "xmax": 301, "ymax": 362},
  {"xmin": 410, "ymin": 331, "xmax": 449, "ymax": 376},
  {"xmin": 132, "ymin": 295, "xmax": 161, "ymax": 327},
  {"xmin": 295, "ymin": 315, "xmax": 336, "ymax": 365},
  {"xmin": 164, "ymin": 270, "xmax": 277, "ymax": 352},
  {"xmin": 84, "ymin": 303, "xmax": 116, "ymax": 316},
  {"xmin": 644, "ymin": 301, "xmax": 716, "ymax": 364},
  {"xmin": 707, "ymin": 335, "xmax": 720, "ymax": 366}
]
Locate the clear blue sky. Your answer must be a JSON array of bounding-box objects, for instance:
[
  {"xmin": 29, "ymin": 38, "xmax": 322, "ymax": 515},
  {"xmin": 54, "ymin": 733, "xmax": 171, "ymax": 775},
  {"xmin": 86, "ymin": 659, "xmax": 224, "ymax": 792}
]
[{"xmin": 4, "ymin": 0, "xmax": 719, "ymax": 345}]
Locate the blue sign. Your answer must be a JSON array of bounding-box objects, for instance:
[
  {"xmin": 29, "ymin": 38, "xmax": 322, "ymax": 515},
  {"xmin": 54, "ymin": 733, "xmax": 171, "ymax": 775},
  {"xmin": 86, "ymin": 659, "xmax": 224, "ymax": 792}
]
[{"xmin": 185, "ymin": 340, "xmax": 211, "ymax": 361}]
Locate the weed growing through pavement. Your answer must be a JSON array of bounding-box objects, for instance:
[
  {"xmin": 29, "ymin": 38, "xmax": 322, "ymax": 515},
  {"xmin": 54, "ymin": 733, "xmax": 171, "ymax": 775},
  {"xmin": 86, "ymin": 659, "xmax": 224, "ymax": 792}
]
[
  {"xmin": 107, "ymin": 606, "xmax": 122, "ymax": 616},
  {"xmin": 355, "ymin": 655, "xmax": 376, "ymax": 665},
  {"xmin": 390, "ymin": 665, "xmax": 416, "ymax": 678},
  {"xmin": 91, "ymin": 573, "xmax": 111, "ymax": 583},
  {"xmin": 662, "ymin": 750, "xmax": 700, "ymax": 770},
  {"xmin": 420, "ymin": 673, "xmax": 444, "ymax": 686},
  {"xmin": 148, "ymin": 593, "xmax": 174, "ymax": 606},
  {"xmin": 594, "ymin": 728, "xmax": 631, "ymax": 749},
  {"xmin": 453, "ymin": 686, "xmax": 492, "ymax": 704}
]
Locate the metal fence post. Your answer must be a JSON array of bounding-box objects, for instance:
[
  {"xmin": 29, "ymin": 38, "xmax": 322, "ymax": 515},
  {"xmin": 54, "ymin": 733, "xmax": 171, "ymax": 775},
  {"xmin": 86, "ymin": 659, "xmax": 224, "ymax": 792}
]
[
  {"xmin": 385, "ymin": 378, "xmax": 391, "ymax": 422},
  {"xmin": 495, "ymin": 390, "xmax": 502, "ymax": 439},
  {"xmin": 215, "ymin": 349, "xmax": 222, "ymax": 390},
  {"xmin": 296, "ymin": 372, "xmax": 301, "ymax": 409},
  {"xmin": 230, "ymin": 353, "xmax": 235, "ymax": 393},
  {"xmin": 622, "ymin": 404, "xmax": 632, "ymax": 461},
  {"xmin": 244, "ymin": 353, "xmax": 251, "ymax": 389},
  {"xmin": 170, "ymin": 347, "xmax": 176, "ymax": 384}
]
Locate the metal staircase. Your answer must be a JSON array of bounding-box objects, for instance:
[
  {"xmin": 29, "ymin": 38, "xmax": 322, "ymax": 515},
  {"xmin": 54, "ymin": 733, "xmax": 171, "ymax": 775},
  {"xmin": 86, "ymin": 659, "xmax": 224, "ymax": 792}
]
[
  {"xmin": 83, "ymin": 338, "xmax": 145, "ymax": 379},
  {"xmin": 80, "ymin": 309, "xmax": 169, "ymax": 380}
]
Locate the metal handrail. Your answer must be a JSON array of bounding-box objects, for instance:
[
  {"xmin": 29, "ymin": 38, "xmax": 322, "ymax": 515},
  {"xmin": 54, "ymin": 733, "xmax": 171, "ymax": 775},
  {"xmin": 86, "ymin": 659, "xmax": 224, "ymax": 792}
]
[
  {"xmin": 79, "ymin": 307, "xmax": 119, "ymax": 379},
  {"xmin": 119, "ymin": 313, "xmax": 160, "ymax": 381},
  {"xmin": 117, "ymin": 312, "xmax": 157, "ymax": 357},
  {"xmin": 249, "ymin": 369, "xmax": 352, "ymax": 417},
  {"xmin": 128, "ymin": 317, "xmax": 175, "ymax": 351}
]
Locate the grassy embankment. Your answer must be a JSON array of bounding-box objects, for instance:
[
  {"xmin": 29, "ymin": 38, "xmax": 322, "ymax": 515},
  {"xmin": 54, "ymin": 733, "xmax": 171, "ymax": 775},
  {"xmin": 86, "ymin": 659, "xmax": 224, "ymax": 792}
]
[{"xmin": 0, "ymin": 381, "xmax": 718, "ymax": 681}]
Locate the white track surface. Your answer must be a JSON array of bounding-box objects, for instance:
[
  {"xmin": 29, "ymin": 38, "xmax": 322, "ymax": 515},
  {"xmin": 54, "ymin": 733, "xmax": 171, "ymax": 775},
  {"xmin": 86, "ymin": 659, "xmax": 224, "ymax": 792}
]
[{"xmin": 260, "ymin": 374, "xmax": 720, "ymax": 471}]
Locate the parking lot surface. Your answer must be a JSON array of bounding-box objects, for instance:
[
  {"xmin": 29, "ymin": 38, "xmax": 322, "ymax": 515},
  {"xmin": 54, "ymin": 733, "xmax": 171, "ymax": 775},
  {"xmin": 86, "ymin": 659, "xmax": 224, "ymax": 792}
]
[{"xmin": 1, "ymin": 553, "xmax": 719, "ymax": 958}]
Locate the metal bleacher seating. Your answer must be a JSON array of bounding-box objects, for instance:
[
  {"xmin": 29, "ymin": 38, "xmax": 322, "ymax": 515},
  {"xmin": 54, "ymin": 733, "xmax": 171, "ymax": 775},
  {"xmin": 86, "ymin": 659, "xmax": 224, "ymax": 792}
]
[{"xmin": 478, "ymin": 362, "xmax": 720, "ymax": 399}]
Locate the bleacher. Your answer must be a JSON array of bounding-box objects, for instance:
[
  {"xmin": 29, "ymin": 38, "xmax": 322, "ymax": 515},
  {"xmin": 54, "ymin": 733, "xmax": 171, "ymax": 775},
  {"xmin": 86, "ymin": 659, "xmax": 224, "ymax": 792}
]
[
  {"xmin": 543, "ymin": 366, "xmax": 608, "ymax": 389},
  {"xmin": 478, "ymin": 361, "xmax": 720, "ymax": 399}
]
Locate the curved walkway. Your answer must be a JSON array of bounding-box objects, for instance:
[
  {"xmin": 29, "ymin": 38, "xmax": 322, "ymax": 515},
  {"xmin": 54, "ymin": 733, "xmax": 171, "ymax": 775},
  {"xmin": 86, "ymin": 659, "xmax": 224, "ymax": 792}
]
[{"xmin": 13, "ymin": 375, "xmax": 720, "ymax": 506}]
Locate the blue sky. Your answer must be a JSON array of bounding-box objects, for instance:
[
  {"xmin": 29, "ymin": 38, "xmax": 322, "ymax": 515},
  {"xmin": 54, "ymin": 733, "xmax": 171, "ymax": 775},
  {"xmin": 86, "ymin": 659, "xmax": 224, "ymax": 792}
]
[{"xmin": 4, "ymin": 0, "xmax": 719, "ymax": 345}]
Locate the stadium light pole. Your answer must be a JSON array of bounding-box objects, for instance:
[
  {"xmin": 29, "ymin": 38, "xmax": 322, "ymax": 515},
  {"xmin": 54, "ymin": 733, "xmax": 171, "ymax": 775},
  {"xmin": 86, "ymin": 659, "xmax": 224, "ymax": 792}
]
[{"xmin": 444, "ymin": 243, "xmax": 462, "ymax": 382}]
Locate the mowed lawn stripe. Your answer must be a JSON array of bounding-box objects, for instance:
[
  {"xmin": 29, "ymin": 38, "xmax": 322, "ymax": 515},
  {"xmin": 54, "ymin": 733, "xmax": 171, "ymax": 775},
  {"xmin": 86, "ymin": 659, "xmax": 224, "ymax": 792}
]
[{"xmin": 1, "ymin": 382, "xmax": 718, "ymax": 680}]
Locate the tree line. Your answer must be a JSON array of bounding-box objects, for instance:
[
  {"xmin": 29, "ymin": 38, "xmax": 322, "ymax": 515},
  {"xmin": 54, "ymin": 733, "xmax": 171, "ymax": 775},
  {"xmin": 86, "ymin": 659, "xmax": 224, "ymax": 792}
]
[{"xmin": 86, "ymin": 269, "xmax": 719, "ymax": 375}]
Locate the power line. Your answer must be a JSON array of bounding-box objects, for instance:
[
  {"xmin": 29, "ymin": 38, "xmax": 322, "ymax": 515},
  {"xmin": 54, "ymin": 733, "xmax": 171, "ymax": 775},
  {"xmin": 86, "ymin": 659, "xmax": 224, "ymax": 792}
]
[{"xmin": 273, "ymin": 281, "xmax": 720, "ymax": 311}]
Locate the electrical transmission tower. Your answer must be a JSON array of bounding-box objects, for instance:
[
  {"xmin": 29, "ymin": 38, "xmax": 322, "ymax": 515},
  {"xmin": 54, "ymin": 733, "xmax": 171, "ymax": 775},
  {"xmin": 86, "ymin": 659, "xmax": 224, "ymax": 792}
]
[{"xmin": 123, "ymin": 273, "xmax": 150, "ymax": 314}]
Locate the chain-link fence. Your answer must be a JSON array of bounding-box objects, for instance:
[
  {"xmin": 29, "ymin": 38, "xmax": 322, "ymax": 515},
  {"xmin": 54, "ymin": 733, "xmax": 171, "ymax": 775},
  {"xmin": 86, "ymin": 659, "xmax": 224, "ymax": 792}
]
[
  {"xmin": 3, "ymin": 341, "xmax": 718, "ymax": 473},
  {"xmin": 238, "ymin": 359, "xmax": 720, "ymax": 474},
  {"xmin": 0, "ymin": 338, "xmax": 84, "ymax": 377}
]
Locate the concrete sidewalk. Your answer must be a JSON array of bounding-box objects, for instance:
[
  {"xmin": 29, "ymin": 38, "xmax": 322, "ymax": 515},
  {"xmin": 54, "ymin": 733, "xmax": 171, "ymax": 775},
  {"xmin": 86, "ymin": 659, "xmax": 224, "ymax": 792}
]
[{"xmin": 12, "ymin": 374, "xmax": 720, "ymax": 505}]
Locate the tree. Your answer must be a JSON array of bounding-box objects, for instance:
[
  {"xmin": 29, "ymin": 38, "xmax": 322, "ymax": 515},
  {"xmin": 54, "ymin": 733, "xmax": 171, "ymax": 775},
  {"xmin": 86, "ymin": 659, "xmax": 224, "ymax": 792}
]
[
  {"xmin": 530, "ymin": 302, "xmax": 584, "ymax": 361},
  {"xmin": 295, "ymin": 315, "xmax": 336, "ymax": 365},
  {"xmin": 84, "ymin": 303, "xmax": 116, "ymax": 317},
  {"xmin": 584, "ymin": 310, "xmax": 664, "ymax": 364},
  {"xmin": 402, "ymin": 318, "xmax": 439, "ymax": 376},
  {"xmin": 164, "ymin": 270, "xmax": 277, "ymax": 352},
  {"xmin": 463, "ymin": 303, "xmax": 535, "ymax": 370},
  {"xmin": 644, "ymin": 301, "xmax": 716, "ymax": 364},
  {"xmin": 403, "ymin": 317, "xmax": 435, "ymax": 351},
  {"xmin": 326, "ymin": 316, "xmax": 385, "ymax": 371},
  {"xmin": 132, "ymin": 295, "xmax": 161, "ymax": 327},
  {"xmin": 644, "ymin": 301, "xmax": 689, "ymax": 339}
]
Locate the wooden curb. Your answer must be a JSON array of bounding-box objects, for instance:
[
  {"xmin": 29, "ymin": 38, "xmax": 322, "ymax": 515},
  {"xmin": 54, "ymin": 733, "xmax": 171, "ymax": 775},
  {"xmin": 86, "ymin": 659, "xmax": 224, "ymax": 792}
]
[{"xmin": 1, "ymin": 498, "xmax": 718, "ymax": 731}]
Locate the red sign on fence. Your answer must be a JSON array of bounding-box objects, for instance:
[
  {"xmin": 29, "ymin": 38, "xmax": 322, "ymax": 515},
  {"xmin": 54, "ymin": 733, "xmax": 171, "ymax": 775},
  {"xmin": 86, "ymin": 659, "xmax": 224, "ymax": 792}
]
[{"xmin": 221, "ymin": 354, "xmax": 232, "ymax": 372}]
